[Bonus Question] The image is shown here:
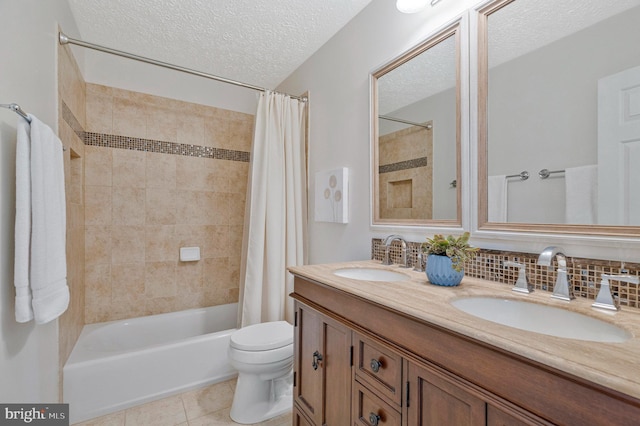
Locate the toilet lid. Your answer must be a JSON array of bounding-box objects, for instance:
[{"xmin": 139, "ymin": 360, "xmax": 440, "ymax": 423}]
[{"xmin": 230, "ymin": 321, "xmax": 293, "ymax": 351}]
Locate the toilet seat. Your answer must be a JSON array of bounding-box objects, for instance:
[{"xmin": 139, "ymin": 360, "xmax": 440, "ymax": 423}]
[
  {"xmin": 230, "ymin": 321, "xmax": 293, "ymax": 351},
  {"xmin": 229, "ymin": 343, "xmax": 293, "ymax": 365}
]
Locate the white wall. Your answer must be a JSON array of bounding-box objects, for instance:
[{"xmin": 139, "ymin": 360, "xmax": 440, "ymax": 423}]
[
  {"xmin": 278, "ymin": 0, "xmax": 479, "ymax": 263},
  {"xmin": 0, "ymin": 0, "xmax": 80, "ymax": 403}
]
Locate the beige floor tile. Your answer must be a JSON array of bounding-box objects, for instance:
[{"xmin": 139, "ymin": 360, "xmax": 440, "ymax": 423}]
[
  {"xmin": 189, "ymin": 408, "xmax": 292, "ymax": 426},
  {"xmin": 72, "ymin": 411, "xmax": 125, "ymax": 426},
  {"xmin": 181, "ymin": 380, "xmax": 234, "ymax": 421},
  {"xmin": 124, "ymin": 395, "xmax": 187, "ymax": 426},
  {"xmin": 258, "ymin": 412, "xmax": 293, "ymax": 426},
  {"xmin": 187, "ymin": 409, "xmax": 234, "ymax": 426}
]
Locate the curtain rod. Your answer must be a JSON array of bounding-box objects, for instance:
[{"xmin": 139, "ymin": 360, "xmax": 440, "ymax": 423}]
[
  {"xmin": 58, "ymin": 32, "xmax": 306, "ymax": 102},
  {"xmin": 379, "ymin": 115, "xmax": 432, "ymax": 129}
]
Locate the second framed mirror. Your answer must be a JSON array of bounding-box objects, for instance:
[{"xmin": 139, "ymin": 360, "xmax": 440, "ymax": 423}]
[{"xmin": 477, "ymin": 0, "xmax": 640, "ymax": 236}]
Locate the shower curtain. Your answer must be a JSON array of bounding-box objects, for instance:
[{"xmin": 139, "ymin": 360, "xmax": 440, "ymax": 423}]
[{"xmin": 238, "ymin": 91, "xmax": 307, "ymax": 327}]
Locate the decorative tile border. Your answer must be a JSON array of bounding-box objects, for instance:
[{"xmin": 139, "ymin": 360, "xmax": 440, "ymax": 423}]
[
  {"xmin": 379, "ymin": 157, "xmax": 428, "ymax": 174},
  {"xmin": 62, "ymin": 101, "xmax": 86, "ymax": 141},
  {"xmin": 84, "ymin": 132, "xmax": 250, "ymax": 162},
  {"xmin": 372, "ymin": 238, "xmax": 640, "ymax": 309},
  {"xmin": 61, "ymin": 100, "xmax": 250, "ymax": 162}
]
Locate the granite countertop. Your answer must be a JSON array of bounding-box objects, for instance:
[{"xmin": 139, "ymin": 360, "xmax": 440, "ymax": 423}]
[{"xmin": 289, "ymin": 260, "xmax": 640, "ymax": 400}]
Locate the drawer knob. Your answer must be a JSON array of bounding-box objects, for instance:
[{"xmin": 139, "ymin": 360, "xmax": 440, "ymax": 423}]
[
  {"xmin": 312, "ymin": 350, "xmax": 323, "ymax": 370},
  {"xmin": 369, "ymin": 412, "xmax": 381, "ymax": 426},
  {"xmin": 370, "ymin": 358, "xmax": 382, "ymax": 373}
]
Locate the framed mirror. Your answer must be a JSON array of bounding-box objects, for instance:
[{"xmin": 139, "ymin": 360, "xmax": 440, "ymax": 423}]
[
  {"xmin": 478, "ymin": 0, "xmax": 640, "ymax": 236},
  {"xmin": 371, "ymin": 20, "xmax": 462, "ymax": 227}
]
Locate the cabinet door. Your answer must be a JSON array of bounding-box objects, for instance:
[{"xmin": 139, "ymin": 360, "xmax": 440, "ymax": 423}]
[
  {"xmin": 294, "ymin": 302, "xmax": 352, "ymax": 426},
  {"xmin": 294, "ymin": 404, "xmax": 315, "ymax": 426},
  {"xmin": 323, "ymin": 314, "xmax": 352, "ymax": 425},
  {"xmin": 406, "ymin": 360, "xmax": 485, "ymax": 426}
]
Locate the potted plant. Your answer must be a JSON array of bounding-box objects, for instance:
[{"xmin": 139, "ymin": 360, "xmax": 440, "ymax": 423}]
[{"xmin": 421, "ymin": 232, "xmax": 479, "ymax": 286}]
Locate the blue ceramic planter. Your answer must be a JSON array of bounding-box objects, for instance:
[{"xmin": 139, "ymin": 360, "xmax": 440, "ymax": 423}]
[{"xmin": 425, "ymin": 254, "xmax": 464, "ymax": 286}]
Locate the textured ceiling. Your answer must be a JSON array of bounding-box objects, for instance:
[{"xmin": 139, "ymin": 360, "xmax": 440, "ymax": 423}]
[{"xmin": 67, "ymin": 0, "xmax": 372, "ymax": 89}]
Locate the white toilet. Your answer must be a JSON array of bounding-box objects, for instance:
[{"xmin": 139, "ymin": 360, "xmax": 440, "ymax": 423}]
[{"xmin": 228, "ymin": 321, "xmax": 294, "ymax": 424}]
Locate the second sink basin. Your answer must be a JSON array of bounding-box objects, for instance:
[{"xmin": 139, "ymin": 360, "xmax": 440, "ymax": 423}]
[
  {"xmin": 451, "ymin": 297, "xmax": 631, "ymax": 343},
  {"xmin": 333, "ymin": 267, "xmax": 410, "ymax": 282}
]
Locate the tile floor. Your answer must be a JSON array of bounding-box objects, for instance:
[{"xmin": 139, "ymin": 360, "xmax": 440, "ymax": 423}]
[{"xmin": 72, "ymin": 379, "xmax": 291, "ymax": 426}]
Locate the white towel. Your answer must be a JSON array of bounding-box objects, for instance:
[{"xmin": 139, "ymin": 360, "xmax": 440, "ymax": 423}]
[
  {"xmin": 14, "ymin": 116, "xmax": 33, "ymax": 322},
  {"xmin": 565, "ymin": 165, "xmax": 598, "ymax": 224},
  {"xmin": 14, "ymin": 114, "xmax": 69, "ymax": 324},
  {"xmin": 488, "ymin": 175, "xmax": 507, "ymax": 222}
]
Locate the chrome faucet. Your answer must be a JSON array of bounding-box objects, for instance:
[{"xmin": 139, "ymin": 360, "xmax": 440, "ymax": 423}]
[
  {"xmin": 592, "ymin": 274, "xmax": 640, "ymax": 311},
  {"xmin": 382, "ymin": 235, "xmax": 408, "ymax": 267},
  {"xmin": 504, "ymin": 261, "xmax": 532, "ymax": 294},
  {"xmin": 537, "ymin": 246, "xmax": 574, "ymax": 301}
]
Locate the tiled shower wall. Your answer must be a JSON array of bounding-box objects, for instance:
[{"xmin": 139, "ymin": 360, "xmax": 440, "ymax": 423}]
[
  {"xmin": 83, "ymin": 84, "xmax": 253, "ymax": 323},
  {"xmin": 372, "ymin": 238, "xmax": 640, "ymax": 309}
]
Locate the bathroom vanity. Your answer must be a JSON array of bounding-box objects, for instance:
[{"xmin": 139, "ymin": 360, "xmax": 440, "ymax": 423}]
[{"xmin": 289, "ymin": 261, "xmax": 640, "ymax": 426}]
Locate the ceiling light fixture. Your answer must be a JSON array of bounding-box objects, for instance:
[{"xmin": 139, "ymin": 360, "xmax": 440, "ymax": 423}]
[
  {"xmin": 396, "ymin": 0, "xmax": 429, "ymax": 14},
  {"xmin": 396, "ymin": 0, "xmax": 444, "ymax": 13}
]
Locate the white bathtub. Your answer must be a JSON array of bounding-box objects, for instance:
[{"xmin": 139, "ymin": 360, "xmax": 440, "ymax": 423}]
[{"xmin": 64, "ymin": 303, "xmax": 238, "ymax": 424}]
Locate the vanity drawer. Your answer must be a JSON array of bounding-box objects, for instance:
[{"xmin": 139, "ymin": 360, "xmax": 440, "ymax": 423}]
[
  {"xmin": 353, "ymin": 332, "xmax": 403, "ymax": 406},
  {"xmin": 353, "ymin": 380, "xmax": 401, "ymax": 426}
]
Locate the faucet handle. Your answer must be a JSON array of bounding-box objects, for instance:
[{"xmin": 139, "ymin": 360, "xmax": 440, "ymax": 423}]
[
  {"xmin": 592, "ymin": 274, "xmax": 640, "ymax": 311},
  {"xmin": 504, "ymin": 261, "xmax": 533, "ymax": 294},
  {"xmin": 413, "ymin": 252, "xmax": 424, "ymax": 272}
]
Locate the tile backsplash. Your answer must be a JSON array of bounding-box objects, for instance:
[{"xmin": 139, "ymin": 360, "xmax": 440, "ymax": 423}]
[{"xmin": 372, "ymin": 238, "xmax": 640, "ymax": 309}]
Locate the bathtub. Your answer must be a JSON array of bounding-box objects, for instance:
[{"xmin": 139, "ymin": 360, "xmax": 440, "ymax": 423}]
[{"xmin": 64, "ymin": 303, "xmax": 238, "ymax": 424}]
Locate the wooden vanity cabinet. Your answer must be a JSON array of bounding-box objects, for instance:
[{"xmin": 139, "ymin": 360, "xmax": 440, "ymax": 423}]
[{"xmin": 291, "ymin": 275, "xmax": 640, "ymax": 426}]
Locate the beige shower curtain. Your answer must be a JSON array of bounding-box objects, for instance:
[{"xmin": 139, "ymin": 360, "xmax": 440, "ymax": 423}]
[{"xmin": 238, "ymin": 91, "xmax": 307, "ymax": 327}]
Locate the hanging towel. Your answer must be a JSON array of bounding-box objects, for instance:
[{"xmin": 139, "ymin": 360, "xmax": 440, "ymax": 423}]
[
  {"xmin": 14, "ymin": 116, "xmax": 33, "ymax": 322},
  {"xmin": 488, "ymin": 175, "xmax": 507, "ymax": 222},
  {"xmin": 565, "ymin": 165, "xmax": 598, "ymax": 224},
  {"xmin": 14, "ymin": 114, "xmax": 69, "ymax": 324}
]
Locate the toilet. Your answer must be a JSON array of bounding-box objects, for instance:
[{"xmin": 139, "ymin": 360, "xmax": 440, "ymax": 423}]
[{"xmin": 228, "ymin": 320, "xmax": 294, "ymax": 424}]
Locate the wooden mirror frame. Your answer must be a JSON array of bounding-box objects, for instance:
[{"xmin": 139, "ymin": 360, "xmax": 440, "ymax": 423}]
[
  {"xmin": 371, "ymin": 19, "xmax": 463, "ymax": 227},
  {"xmin": 476, "ymin": 0, "xmax": 640, "ymax": 237}
]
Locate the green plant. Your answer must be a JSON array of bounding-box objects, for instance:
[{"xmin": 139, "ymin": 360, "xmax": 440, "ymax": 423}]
[{"xmin": 421, "ymin": 232, "xmax": 479, "ymax": 272}]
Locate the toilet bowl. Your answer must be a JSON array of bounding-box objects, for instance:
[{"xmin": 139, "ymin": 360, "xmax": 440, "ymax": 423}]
[{"xmin": 228, "ymin": 320, "xmax": 293, "ymax": 424}]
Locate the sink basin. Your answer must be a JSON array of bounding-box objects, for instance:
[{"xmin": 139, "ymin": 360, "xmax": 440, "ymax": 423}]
[
  {"xmin": 333, "ymin": 268, "xmax": 410, "ymax": 282},
  {"xmin": 451, "ymin": 297, "xmax": 632, "ymax": 343}
]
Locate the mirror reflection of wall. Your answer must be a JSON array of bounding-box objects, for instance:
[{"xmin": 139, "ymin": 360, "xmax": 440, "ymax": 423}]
[
  {"xmin": 486, "ymin": 0, "xmax": 640, "ymax": 226},
  {"xmin": 374, "ymin": 27, "xmax": 459, "ymax": 225}
]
